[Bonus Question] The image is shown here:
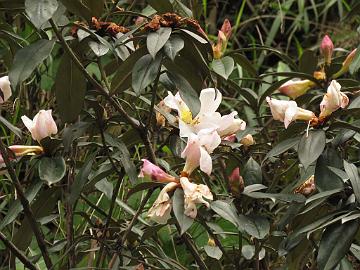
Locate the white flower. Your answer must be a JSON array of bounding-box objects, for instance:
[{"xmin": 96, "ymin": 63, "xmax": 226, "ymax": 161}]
[
  {"xmin": 148, "ymin": 182, "xmax": 178, "ymax": 224},
  {"xmin": 164, "ymin": 88, "xmax": 246, "ymax": 138},
  {"xmin": 181, "ymin": 129, "xmax": 221, "ymax": 175},
  {"xmin": 319, "ymin": 80, "xmax": 349, "ymax": 119},
  {"xmin": 21, "ymin": 110, "xmax": 58, "ymax": 142},
  {"xmin": 180, "ymin": 177, "xmax": 213, "ymax": 218},
  {"xmin": 0, "ymin": 76, "xmax": 11, "ymax": 103},
  {"xmin": 266, "ymin": 97, "xmax": 316, "ymax": 128}
]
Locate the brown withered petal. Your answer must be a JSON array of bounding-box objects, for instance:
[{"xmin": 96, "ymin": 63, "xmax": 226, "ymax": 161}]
[
  {"xmin": 294, "ymin": 175, "xmax": 315, "ymax": 195},
  {"xmin": 90, "ymin": 17, "xmax": 129, "ymax": 36},
  {"xmin": 144, "ymin": 15, "xmax": 162, "ymax": 31}
]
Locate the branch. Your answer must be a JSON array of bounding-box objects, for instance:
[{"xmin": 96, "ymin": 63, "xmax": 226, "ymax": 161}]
[
  {"xmin": 0, "ymin": 139, "xmax": 53, "ymax": 269},
  {"xmin": 0, "ymin": 231, "xmax": 38, "ymax": 270}
]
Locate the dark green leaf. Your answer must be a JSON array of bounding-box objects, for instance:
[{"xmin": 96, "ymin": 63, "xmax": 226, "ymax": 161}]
[
  {"xmin": 350, "ymin": 44, "xmax": 360, "ymax": 74},
  {"xmin": 147, "ymin": 27, "xmax": 172, "ymax": 58},
  {"xmin": 243, "ymin": 157, "xmax": 262, "ymax": 185},
  {"xmin": 232, "ymin": 53, "xmax": 257, "ymax": 77},
  {"xmin": 0, "ymin": 181, "xmax": 42, "ymax": 230},
  {"xmin": 95, "ymin": 178, "xmax": 113, "ymax": 200},
  {"xmin": 39, "ymin": 156, "xmax": 66, "ymax": 186},
  {"xmin": 9, "ymin": 39, "xmax": 55, "ymax": 89},
  {"xmin": 69, "ymin": 152, "xmax": 97, "ymax": 205},
  {"xmin": 298, "ymin": 130, "xmax": 326, "ymax": 169},
  {"xmin": 0, "ymin": 115, "xmax": 22, "ymax": 138},
  {"xmin": 83, "ymin": 0, "xmax": 104, "ymax": 17},
  {"xmin": 173, "ymin": 189, "xmax": 193, "ymax": 234},
  {"xmin": 212, "ymin": 56, "xmax": 234, "ymax": 80},
  {"xmin": 55, "ymin": 53, "xmax": 86, "ymax": 123},
  {"xmin": 245, "ymin": 215, "xmax": 270, "ymax": 239},
  {"xmin": 62, "ymin": 121, "xmax": 91, "ymax": 152},
  {"xmin": 104, "ymin": 133, "xmax": 137, "ymax": 184},
  {"xmin": 59, "ymin": 0, "xmax": 92, "ymax": 21},
  {"xmin": 344, "ymin": 161, "xmax": 360, "ymax": 203},
  {"xmin": 25, "ymin": 0, "xmax": 58, "ymax": 28},
  {"xmin": 299, "ymin": 50, "xmax": 317, "ymax": 75},
  {"xmin": 317, "ymin": 220, "xmax": 359, "ymax": 270},
  {"xmin": 163, "ymin": 35, "xmax": 184, "ymax": 61},
  {"xmin": 167, "ymin": 72, "xmax": 200, "ymax": 116},
  {"xmin": 315, "ymin": 154, "xmax": 344, "ymax": 192},
  {"xmin": 180, "ymin": 29, "xmax": 208, "ymax": 44},
  {"xmin": 210, "ymin": 200, "xmax": 239, "ymax": 228},
  {"xmin": 147, "ymin": 0, "xmax": 173, "ymax": 12},
  {"xmin": 263, "ymin": 136, "xmax": 301, "ymax": 163},
  {"xmin": 132, "ymin": 53, "xmax": 162, "ymax": 95}
]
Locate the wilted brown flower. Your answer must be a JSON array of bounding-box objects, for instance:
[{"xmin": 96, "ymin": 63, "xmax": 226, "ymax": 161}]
[{"xmin": 294, "ymin": 175, "xmax": 315, "ymax": 195}]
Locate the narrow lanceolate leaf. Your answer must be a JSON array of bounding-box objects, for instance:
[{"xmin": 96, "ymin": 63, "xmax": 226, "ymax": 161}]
[
  {"xmin": 55, "ymin": 54, "xmax": 86, "ymax": 123},
  {"xmin": 0, "ymin": 181, "xmax": 43, "ymax": 230},
  {"xmin": 317, "ymin": 220, "xmax": 359, "ymax": 270},
  {"xmin": 39, "ymin": 156, "xmax": 66, "ymax": 186},
  {"xmin": 25, "ymin": 0, "xmax": 58, "ymax": 28},
  {"xmin": 263, "ymin": 136, "xmax": 301, "ymax": 163},
  {"xmin": 212, "ymin": 56, "xmax": 234, "ymax": 80},
  {"xmin": 243, "ymin": 157, "xmax": 262, "ymax": 185},
  {"xmin": 344, "ymin": 161, "xmax": 360, "ymax": 202},
  {"xmin": 298, "ymin": 130, "xmax": 326, "ymax": 170},
  {"xmin": 0, "ymin": 115, "xmax": 22, "ymax": 138},
  {"xmin": 132, "ymin": 54, "xmax": 162, "ymax": 95},
  {"xmin": 173, "ymin": 189, "xmax": 193, "ymax": 234},
  {"xmin": 147, "ymin": 27, "xmax": 172, "ymax": 58},
  {"xmin": 9, "ymin": 39, "xmax": 55, "ymax": 89},
  {"xmin": 163, "ymin": 35, "xmax": 184, "ymax": 61}
]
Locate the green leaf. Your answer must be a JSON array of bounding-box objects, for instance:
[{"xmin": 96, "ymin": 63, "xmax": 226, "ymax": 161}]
[
  {"xmin": 0, "ymin": 181, "xmax": 42, "ymax": 230},
  {"xmin": 173, "ymin": 189, "xmax": 193, "ymax": 234},
  {"xmin": 126, "ymin": 182, "xmax": 162, "ymax": 200},
  {"xmin": 299, "ymin": 50, "xmax": 317, "ymax": 75},
  {"xmin": 110, "ymin": 46, "xmax": 147, "ymax": 94},
  {"xmin": 315, "ymin": 154, "xmax": 344, "ymax": 192},
  {"xmin": 204, "ymin": 245, "xmax": 223, "ymax": 260},
  {"xmin": 263, "ymin": 136, "xmax": 301, "ymax": 163},
  {"xmin": 210, "ymin": 200, "xmax": 240, "ymax": 228},
  {"xmin": 0, "ymin": 115, "xmax": 22, "ymax": 138},
  {"xmin": 305, "ymin": 188, "xmax": 343, "ymax": 205},
  {"xmin": 163, "ymin": 35, "xmax": 184, "ymax": 61},
  {"xmin": 89, "ymin": 41, "xmax": 109, "ymax": 57},
  {"xmin": 39, "ymin": 156, "xmax": 66, "ymax": 186},
  {"xmin": 132, "ymin": 53, "xmax": 162, "ymax": 95},
  {"xmin": 232, "ymin": 53, "xmax": 257, "ymax": 77},
  {"xmin": 55, "ymin": 53, "xmax": 87, "ymax": 123},
  {"xmin": 83, "ymin": 0, "xmax": 104, "ymax": 17},
  {"xmin": 9, "ymin": 39, "xmax": 55, "ymax": 89},
  {"xmin": 104, "ymin": 133, "xmax": 137, "ymax": 184},
  {"xmin": 245, "ymin": 215, "xmax": 270, "ymax": 239},
  {"xmin": 212, "ymin": 56, "xmax": 234, "ymax": 80},
  {"xmin": 95, "ymin": 178, "xmax": 113, "ymax": 200},
  {"xmin": 147, "ymin": 0, "xmax": 173, "ymax": 12},
  {"xmin": 243, "ymin": 157, "xmax": 262, "ymax": 185},
  {"xmin": 147, "ymin": 27, "xmax": 172, "ymax": 58},
  {"xmin": 167, "ymin": 72, "xmax": 200, "ymax": 116},
  {"xmin": 344, "ymin": 161, "xmax": 360, "ymax": 203},
  {"xmin": 317, "ymin": 220, "xmax": 359, "ymax": 270},
  {"xmin": 69, "ymin": 152, "xmax": 97, "ymax": 205},
  {"xmin": 298, "ymin": 130, "xmax": 326, "ymax": 170},
  {"xmin": 59, "ymin": 0, "xmax": 92, "ymax": 21},
  {"xmin": 25, "ymin": 0, "xmax": 58, "ymax": 29},
  {"xmin": 350, "ymin": 44, "xmax": 360, "ymax": 74},
  {"xmin": 180, "ymin": 29, "xmax": 208, "ymax": 44}
]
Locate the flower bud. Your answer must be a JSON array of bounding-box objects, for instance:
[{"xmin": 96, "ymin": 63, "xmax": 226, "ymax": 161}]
[
  {"xmin": 139, "ymin": 159, "xmax": 177, "ymax": 183},
  {"xmin": 332, "ymin": 49, "xmax": 357, "ymax": 78},
  {"xmin": 0, "ymin": 145, "xmax": 44, "ymax": 165},
  {"xmin": 240, "ymin": 134, "xmax": 254, "ymax": 146},
  {"xmin": 228, "ymin": 167, "xmax": 244, "ymax": 197},
  {"xmin": 207, "ymin": 238, "xmax": 216, "ymax": 247},
  {"xmin": 0, "ymin": 76, "xmax": 11, "ymax": 104},
  {"xmin": 320, "ymin": 35, "xmax": 334, "ymax": 65},
  {"xmin": 220, "ymin": 19, "xmax": 232, "ymax": 40},
  {"xmin": 212, "ymin": 19, "xmax": 232, "ymax": 59},
  {"xmin": 21, "ymin": 110, "xmax": 58, "ymax": 142},
  {"xmin": 313, "ymin": 71, "xmax": 326, "ymax": 80},
  {"xmin": 278, "ymin": 79, "xmax": 315, "ymax": 99}
]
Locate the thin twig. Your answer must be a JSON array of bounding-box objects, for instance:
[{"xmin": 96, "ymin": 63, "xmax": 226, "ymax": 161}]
[
  {"xmin": 0, "ymin": 231, "xmax": 38, "ymax": 270},
  {"xmin": 0, "ymin": 139, "xmax": 53, "ymax": 269}
]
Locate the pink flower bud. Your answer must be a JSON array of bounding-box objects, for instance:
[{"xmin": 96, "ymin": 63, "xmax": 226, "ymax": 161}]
[
  {"xmin": 21, "ymin": 110, "xmax": 58, "ymax": 142},
  {"xmin": 220, "ymin": 19, "xmax": 232, "ymax": 40},
  {"xmin": 0, "ymin": 76, "xmax": 11, "ymax": 103},
  {"xmin": 278, "ymin": 79, "xmax": 315, "ymax": 99},
  {"xmin": 228, "ymin": 167, "xmax": 244, "ymax": 197},
  {"xmin": 139, "ymin": 159, "xmax": 177, "ymax": 183},
  {"xmin": 320, "ymin": 35, "xmax": 334, "ymax": 65}
]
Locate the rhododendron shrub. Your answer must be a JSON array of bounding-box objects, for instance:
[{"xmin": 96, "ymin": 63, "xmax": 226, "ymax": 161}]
[{"xmin": 0, "ymin": 1, "xmax": 359, "ymax": 270}]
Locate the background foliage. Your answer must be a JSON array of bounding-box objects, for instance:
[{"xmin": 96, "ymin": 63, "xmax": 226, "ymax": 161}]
[{"xmin": 0, "ymin": 0, "xmax": 360, "ymax": 269}]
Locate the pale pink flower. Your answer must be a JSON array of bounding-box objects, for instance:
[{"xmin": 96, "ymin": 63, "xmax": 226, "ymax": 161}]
[
  {"xmin": 148, "ymin": 182, "xmax": 178, "ymax": 224},
  {"xmin": 180, "ymin": 177, "xmax": 213, "ymax": 218},
  {"xmin": 139, "ymin": 159, "xmax": 177, "ymax": 183},
  {"xmin": 320, "ymin": 35, "xmax": 334, "ymax": 65},
  {"xmin": 266, "ymin": 97, "xmax": 316, "ymax": 129},
  {"xmin": 319, "ymin": 80, "xmax": 349, "ymax": 120},
  {"xmin": 278, "ymin": 79, "xmax": 315, "ymax": 99},
  {"xmin": 21, "ymin": 110, "xmax": 57, "ymax": 142},
  {"xmin": 0, "ymin": 145, "xmax": 43, "ymax": 164},
  {"xmin": 0, "ymin": 76, "xmax": 11, "ymax": 103},
  {"xmin": 181, "ymin": 129, "xmax": 221, "ymax": 176}
]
